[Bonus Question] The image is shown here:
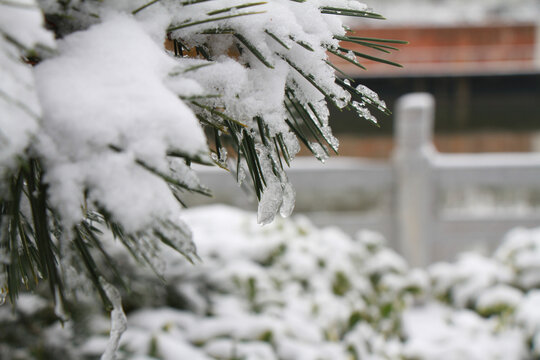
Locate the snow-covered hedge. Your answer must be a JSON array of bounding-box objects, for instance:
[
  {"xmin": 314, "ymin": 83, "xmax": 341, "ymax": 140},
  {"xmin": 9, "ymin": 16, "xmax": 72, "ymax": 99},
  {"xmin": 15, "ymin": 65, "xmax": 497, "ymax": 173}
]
[
  {"xmin": 3, "ymin": 206, "xmax": 540, "ymax": 359},
  {"xmin": 110, "ymin": 206, "xmax": 424, "ymax": 360}
]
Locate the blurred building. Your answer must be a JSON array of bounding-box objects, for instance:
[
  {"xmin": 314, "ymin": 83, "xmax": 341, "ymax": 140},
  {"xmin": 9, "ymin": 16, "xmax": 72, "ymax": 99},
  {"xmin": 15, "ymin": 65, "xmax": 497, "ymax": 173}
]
[{"xmin": 327, "ymin": 6, "xmax": 540, "ymax": 158}]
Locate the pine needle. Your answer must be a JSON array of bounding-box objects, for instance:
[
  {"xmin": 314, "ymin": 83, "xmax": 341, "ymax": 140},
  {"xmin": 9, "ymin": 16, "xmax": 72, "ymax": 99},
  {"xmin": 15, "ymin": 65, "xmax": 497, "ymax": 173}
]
[{"xmin": 167, "ymin": 11, "xmax": 265, "ymax": 31}]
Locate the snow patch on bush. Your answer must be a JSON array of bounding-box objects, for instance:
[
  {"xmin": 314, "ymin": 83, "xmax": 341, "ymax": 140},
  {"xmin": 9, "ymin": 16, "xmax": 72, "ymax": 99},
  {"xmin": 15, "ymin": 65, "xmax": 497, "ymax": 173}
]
[{"xmin": 5, "ymin": 206, "xmax": 540, "ymax": 359}]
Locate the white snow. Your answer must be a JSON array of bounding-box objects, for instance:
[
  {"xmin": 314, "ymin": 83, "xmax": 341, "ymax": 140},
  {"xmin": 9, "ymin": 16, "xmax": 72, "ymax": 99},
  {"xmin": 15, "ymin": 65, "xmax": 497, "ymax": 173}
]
[
  {"xmin": 0, "ymin": 0, "xmax": 54, "ymax": 49},
  {"xmin": 515, "ymin": 290, "xmax": 540, "ymax": 336},
  {"xmin": 34, "ymin": 14, "xmax": 207, "ymax": 232},
  {"xmin": 428, "ymin": 252, "xmax": 513, "ymax": 308},
  {"xmin": 95, "ymin": 205, "xmax": 417, "ymax": 360},
  {"xmin": 475, "ymin": 284, "xmax": 523, "ymax": 315},
  {"xmin": 496, "ymin": 227, "xmax": 540, "ymax": 289},
  {"xmin": 205, "ymin": 339, "xmax": 276, "ymax": 360},
  {"xmin": 0, "ymin": 0, "xmax": 53, "ymax": 181},
  {"xmin": 402, "ymin": 303, "xmax": 526, "ymax": 360},
  {"xmin": 14, "ymin": 293, "xmax": 47, "ymax": 316}
]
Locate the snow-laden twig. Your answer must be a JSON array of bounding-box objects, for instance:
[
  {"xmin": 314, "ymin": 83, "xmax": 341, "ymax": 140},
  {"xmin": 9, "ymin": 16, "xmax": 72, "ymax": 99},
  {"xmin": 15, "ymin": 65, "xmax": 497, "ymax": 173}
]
[{"xmin": 100, "ymin": 279, "xmax": 127, "ymax": 360}]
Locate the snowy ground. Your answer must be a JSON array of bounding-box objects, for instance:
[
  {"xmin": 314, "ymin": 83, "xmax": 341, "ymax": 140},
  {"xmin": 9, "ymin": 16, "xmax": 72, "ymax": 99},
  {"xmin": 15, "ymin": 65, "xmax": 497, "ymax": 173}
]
[{"xmin": 3, "ymin": 205, "xmax": 540, "ymax": 359}]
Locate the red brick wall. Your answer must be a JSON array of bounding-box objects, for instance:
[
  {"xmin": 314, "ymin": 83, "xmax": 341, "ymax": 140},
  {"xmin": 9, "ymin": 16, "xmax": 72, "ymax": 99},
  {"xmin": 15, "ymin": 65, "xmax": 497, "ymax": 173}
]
[{"xmin": 332, "ymin": 23, "xmax": 538, "ymax": 76}]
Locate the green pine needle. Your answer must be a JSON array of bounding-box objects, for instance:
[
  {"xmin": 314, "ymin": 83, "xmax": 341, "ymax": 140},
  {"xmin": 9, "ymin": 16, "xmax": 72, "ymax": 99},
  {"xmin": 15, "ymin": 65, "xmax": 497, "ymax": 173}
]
[
  {"xmin": 338, "ymin": 46, "xmax": 403, "ymax": 67},
  {"xmin": 167, "ymin": 11, "xmax": 265, "ymax": 31},
  {"xmin": 344, "ymin": 36, "xmax": 409, "ymax": 44},
  {"xmin": 234, "ymin": 33, "xmax": 274, "ymax": 69},
  {"xmin": 265, "ymin": 30, "xmax": 290, "ymax": 49},
  {"xmin": 207, "ymin": 1, "xmax": 267, "ymax": 16},
  {"xmin": 319, "ymin": 6, "xmax": 385, "ymax": 19},
  {"xmin": 326, "ymin": 47, "xmax": 367, "ymax": 70}
]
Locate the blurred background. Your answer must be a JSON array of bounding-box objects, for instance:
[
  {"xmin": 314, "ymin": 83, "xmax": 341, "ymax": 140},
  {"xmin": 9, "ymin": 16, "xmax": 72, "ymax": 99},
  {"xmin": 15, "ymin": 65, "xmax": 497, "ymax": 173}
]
[
  {"xmin": 330, "ymin": 0, "xmax": 540, "ymax": 158},
  {"xmin": 187, "ymin": 0, "xmax": 540, "ymax": 265}
]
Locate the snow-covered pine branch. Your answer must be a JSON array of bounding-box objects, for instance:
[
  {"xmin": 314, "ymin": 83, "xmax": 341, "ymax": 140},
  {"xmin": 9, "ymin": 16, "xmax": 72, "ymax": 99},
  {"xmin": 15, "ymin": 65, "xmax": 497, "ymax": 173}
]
[{"xmin": 0, "ymin": 0, "xmax": 401, "ymax": 306}]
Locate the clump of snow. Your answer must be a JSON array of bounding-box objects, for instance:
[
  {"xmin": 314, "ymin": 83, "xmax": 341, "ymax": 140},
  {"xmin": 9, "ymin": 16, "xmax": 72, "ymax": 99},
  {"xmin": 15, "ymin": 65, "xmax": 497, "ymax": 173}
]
[
  {"xmin": 34, "ymin": 14, "xmax": 207, "ymax": 233},
  {"xmin": 1, "ymin": 0, "xmax": 54, "ymax": 49},
  {"xmin": 428, "ymin": 252, "xmax": 513, "ymax": 308},
  {"xmin": 476, "ymin": 284, "xmax": 523, "ymax": 316},
  {"xmin": 515, "ymin": 290, "xmax": 540, "ymax": 356},
  {"xmin": 402, "ymin": 303, "xmax": 526, "ymax": 360},
  {"xmin": 495, "ymin": 227, "xmax": 540, "ymax": 289},
  {"xmin": 0, "ymin": 0, "xmax": 54, "ymax": 182},
  {"xmin": 15, "ymin": 293, "xmax": 48, "ymax": 316},
  {"xmin": 516, "ymin": 290, "xmax": 540, "ymax": 334}
]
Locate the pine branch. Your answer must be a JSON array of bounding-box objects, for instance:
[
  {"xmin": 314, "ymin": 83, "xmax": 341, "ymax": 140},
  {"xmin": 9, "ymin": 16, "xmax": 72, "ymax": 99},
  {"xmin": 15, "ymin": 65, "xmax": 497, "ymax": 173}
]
[{"xmin": 0, "ymin": 0, "xmax": 408, "ymax": 313}]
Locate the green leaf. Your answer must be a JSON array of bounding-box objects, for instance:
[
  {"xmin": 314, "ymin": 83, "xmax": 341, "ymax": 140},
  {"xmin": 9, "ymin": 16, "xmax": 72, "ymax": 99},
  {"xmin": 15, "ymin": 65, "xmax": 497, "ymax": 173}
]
[
  {"xmin": 338, "ymin": 46, "xmax": 403, "ymax": 67},
  {"xmin": 342, "ymin": 36, "xmax": 409, "ymax": 45},
  {"xmin": 279, "ymin": 55, "xmax": 341, "ymax": 108},
  {"xmin": 324, "ymin": 59, "xmax": 354, "ymax": 81},
  {"xmin": 334, "ymin": 35, "xmax": 401, "ymax": 53},
  {"xmin": 169, "ymin": 62, "xmax": 215, "ymax": 75},
  {"xmin": 132, "ymin": 0, "xmax": 161, "ymax": 14},
  {"xmin": 264, "ymin": 30, "xmax": 290, "ymax": 49},
  {"xmin": 326, "ymin": 47, "xmax": 367, "ymax": 70},
  {"xmin": 207, "ymin": 2, "xmax": 267, "ymax": 16},
  {"xmin": 275, "ymin": 133, "xmax": 291, "ymax": 167},
  {"xmin": 73, "ymin": 226, "xmax": 113, "ymax": 310},
  {"xmin": 135, "ymin": 158, "xmax": 212, "ymax": 197},
  {"xmin": 289, "ymin": 36, "xmax": 314, "ymax": 51},
  {"xmin": 319, "ymin": 7, "xmax": 385, "ymax": 19},
  {"xmin": 167, "ymin": 11, "xmax": 265, "ymax": 31},
  {"xmin": 234, "ymin": 33, "xmax": 274, "ymax": 68},
  {"xmin": 285, "ymin": 89, "xmax": 337, "ymax": 153},
  {"xmin": 335, "ymin": 77, "xmax": 391, "ymax": 115},
  {"xmin": 190, "ymin": 101, "xmax": 248, "ymax": 128}
]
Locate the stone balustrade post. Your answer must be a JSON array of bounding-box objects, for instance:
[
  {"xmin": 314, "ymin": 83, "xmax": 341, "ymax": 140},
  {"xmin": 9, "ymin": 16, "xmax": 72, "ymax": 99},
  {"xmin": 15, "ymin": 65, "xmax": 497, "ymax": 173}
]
[{"xmin": 393, "ymin": 93, "xmax": 436, "ymax": 267}]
